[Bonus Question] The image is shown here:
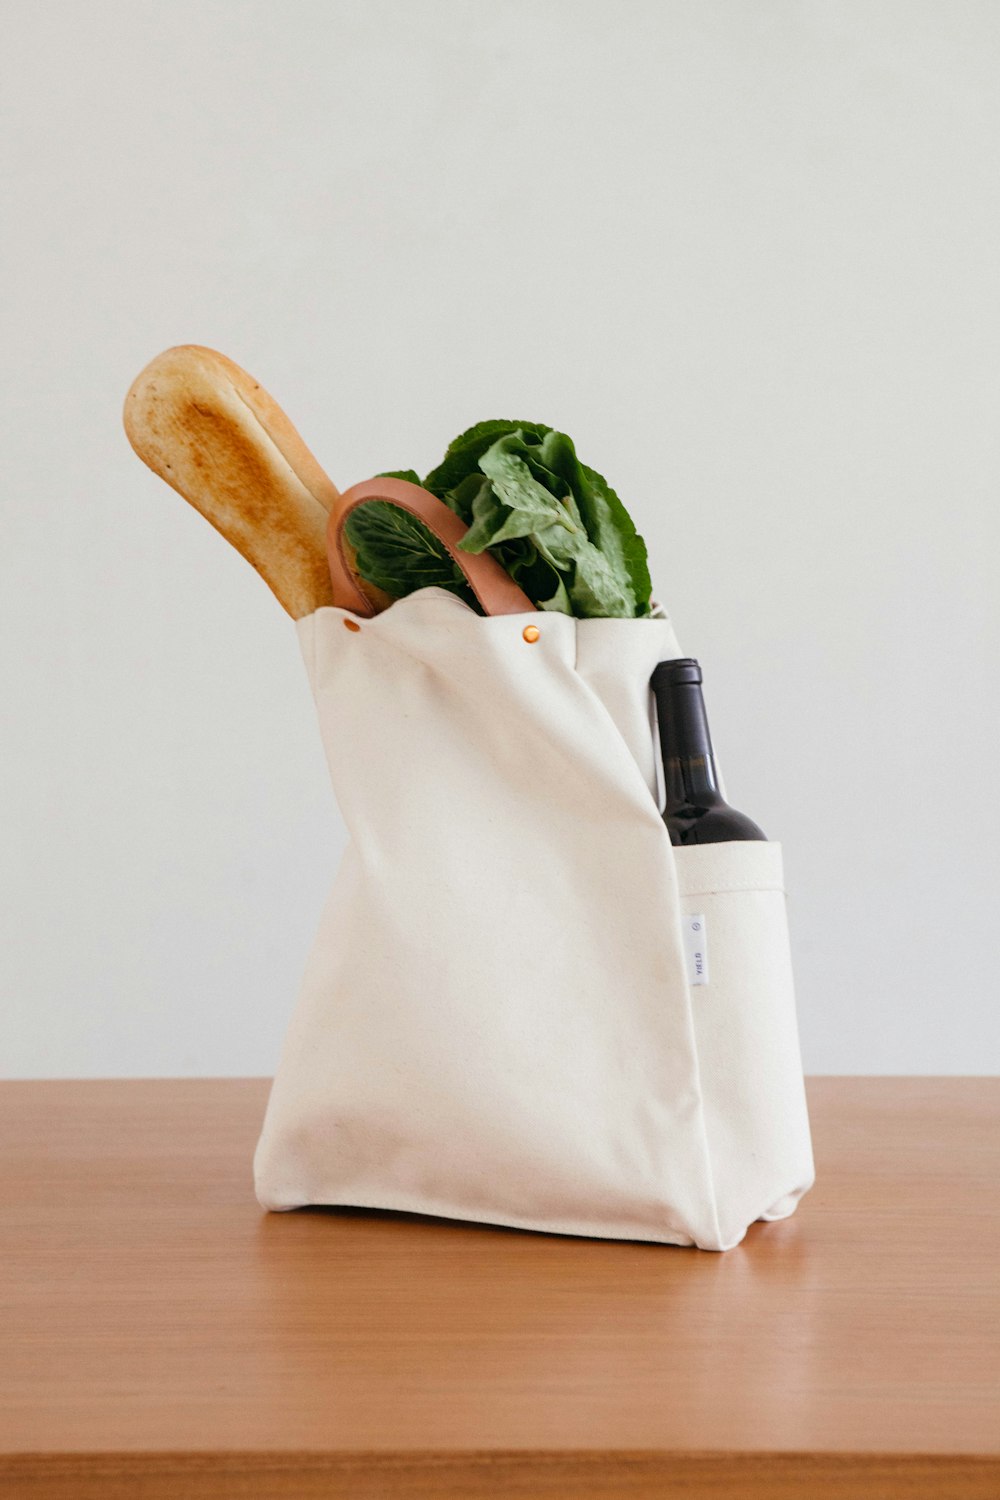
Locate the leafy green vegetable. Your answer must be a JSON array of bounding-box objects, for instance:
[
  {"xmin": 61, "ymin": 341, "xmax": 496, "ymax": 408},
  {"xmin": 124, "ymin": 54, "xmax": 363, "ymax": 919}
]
[
  {"xmin": 344, "ymin": 425, "xmax": 652, "ymax": 618},
  {"xmin": 424, "ymin": 421, "xmax": 552, "ymax": 501},
  {"xmin": 344, "ymin": 500, "xmax": 477, "ymax": 609},
  {"xmin": 466, "ymin": 431, "xmax": 641, "ymax": 617},
  {"xmin": 377, "ymin": 468, "xmax": 422, "ymax": 486}
]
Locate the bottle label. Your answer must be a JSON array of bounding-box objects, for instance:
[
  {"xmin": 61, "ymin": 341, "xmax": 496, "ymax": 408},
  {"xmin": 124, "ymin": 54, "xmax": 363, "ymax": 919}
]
[{"xmin": 682, "ymin": 914, "xmax": 709, "ymax": 987}]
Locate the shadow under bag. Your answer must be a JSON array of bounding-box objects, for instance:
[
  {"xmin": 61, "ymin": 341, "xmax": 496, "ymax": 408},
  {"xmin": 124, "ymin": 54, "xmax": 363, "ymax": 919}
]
[{"xmin": 254, "ymin": 478, "xmax": 814, "ymax": 1250}]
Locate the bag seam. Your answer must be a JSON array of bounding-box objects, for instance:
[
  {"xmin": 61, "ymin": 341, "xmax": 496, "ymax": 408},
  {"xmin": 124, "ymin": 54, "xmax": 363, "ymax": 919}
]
[{"xmin": 679, "ymin": 881, "xmax": 787, "ymax": 896}]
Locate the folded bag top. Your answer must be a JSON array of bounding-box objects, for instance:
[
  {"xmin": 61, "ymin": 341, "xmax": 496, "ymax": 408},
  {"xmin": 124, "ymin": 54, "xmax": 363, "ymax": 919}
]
[{"xmin": 253, "ymin": 478, "xmax": 814, "ymax": 1249}]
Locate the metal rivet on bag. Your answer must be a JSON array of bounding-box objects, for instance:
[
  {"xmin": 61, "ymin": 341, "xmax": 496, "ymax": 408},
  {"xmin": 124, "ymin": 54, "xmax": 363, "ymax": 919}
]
[
  {"xmin": 522, "ymin": 625, "xmax": 540, "ymax": 643},
  {"xmin": 343, "ymin": 619, "xmax": 362, "ymax": 633}
]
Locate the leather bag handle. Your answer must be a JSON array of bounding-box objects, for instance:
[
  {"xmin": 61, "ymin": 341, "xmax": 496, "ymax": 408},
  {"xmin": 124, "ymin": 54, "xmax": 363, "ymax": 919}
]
[{"xmin": 327, "ymin": 475, "xmax": 536, "ymax": 618}]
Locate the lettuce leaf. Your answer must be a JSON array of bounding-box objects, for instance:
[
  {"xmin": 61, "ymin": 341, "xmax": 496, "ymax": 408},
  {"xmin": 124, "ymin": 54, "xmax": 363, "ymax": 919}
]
[
  {"xmin": 424, "ymin": 420, "xmax": 552, "ymax": 502},
  {"xmin": 344, "ymin": 425, "xmax": 652, "ymax": 618},
  {"xmin": 463, "ymin": 431, "xmax": 641, "ymax": 617},
  {"xmin": 344, "ymin": 499, "xmax": 478, "ymax": 610}
]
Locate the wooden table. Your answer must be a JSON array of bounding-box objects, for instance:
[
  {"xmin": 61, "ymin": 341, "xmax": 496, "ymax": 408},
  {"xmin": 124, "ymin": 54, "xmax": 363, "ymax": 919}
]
[{"xmin": 2, "ymin": 1078, "xmax": 998, "ymax": 1498}]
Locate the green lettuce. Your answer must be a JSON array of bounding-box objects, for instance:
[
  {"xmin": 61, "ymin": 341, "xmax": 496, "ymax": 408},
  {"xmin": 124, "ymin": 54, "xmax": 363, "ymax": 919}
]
[{"xmin": 343, "ymin": 424, "xmax": 651, "ymax": 618}]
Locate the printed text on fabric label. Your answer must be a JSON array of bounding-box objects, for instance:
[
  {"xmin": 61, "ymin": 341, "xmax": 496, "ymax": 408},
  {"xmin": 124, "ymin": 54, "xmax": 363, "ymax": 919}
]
[{"xmin": 683, "ymin": 914, "xmax": 709, "ymax": 987}]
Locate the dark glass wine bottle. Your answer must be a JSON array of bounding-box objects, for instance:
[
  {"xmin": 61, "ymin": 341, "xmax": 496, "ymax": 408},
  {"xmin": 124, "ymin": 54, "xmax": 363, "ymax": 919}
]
[{"xmin": 651, "ymin": 657, "xmax": 766, "ymax": 845}]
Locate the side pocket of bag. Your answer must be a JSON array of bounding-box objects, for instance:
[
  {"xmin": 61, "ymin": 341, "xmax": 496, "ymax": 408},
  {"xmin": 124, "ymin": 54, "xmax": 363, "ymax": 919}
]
[{"xmin": 673, "ymin": 841, "xmax": 815, "ymax": 1250}]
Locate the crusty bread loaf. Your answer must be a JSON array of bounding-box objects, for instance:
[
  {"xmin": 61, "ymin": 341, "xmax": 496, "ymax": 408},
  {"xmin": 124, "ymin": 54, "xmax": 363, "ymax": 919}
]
[{"xmin": 124, "ymin": 345, "xmax": 342, "ymax": 619}]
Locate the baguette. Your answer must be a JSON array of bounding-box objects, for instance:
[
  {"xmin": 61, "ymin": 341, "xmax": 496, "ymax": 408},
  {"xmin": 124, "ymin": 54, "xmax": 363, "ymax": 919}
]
[{"xmin": 124, "ymin": 345, "xmax": 343, "ymax": 619}]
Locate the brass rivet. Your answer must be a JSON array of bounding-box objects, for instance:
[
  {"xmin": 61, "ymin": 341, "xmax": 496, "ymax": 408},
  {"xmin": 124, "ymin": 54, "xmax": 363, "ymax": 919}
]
[
  {"xmin": 523, "ymin": 624, "xmax": 540, "ymax": 643},
  {"xmin": 343, "ymin": 619, "xmax": 361, "ymax": 633}
]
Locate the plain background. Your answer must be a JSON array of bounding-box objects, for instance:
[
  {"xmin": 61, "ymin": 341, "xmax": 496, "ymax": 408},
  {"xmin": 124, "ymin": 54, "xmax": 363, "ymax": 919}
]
[{"xmin": 2, "ymin": 0, "xmax": 997, "ymax": 1078}]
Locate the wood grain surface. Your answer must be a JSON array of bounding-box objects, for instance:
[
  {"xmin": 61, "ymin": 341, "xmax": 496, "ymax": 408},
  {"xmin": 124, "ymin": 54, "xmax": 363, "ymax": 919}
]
[{"xmin": 2, "ymin": 1077, "xmax": 998, "ymax": 1498}]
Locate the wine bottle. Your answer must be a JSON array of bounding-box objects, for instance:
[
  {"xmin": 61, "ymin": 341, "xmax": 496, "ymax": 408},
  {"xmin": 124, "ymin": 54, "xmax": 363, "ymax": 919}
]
[{"xmin": 651, "ymin": 657, "xmax": 766, "ymax": 845}]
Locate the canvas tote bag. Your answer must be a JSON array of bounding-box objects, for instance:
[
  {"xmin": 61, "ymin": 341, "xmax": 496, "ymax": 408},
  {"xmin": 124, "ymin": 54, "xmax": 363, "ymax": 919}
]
[{"xmin": 254, "ymin": 477, "xmax": 815, "ymax": 1250}]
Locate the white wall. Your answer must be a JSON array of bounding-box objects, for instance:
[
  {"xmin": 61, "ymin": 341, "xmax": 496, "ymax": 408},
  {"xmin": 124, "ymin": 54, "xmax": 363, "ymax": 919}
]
[{"xmin": 3, "ymin": 0, "xmax": 998, "ymax": 1078}]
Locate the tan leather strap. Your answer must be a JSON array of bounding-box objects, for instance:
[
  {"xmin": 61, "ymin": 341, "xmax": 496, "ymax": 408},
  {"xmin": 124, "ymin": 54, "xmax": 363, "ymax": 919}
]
[{"xmin": 327, "ymin": 476, "xmax": 536, "ymax": 617}]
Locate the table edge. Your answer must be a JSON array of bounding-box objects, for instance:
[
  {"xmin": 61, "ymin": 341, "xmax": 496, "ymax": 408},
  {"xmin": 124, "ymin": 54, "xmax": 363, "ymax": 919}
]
[{"xmin": 2, "ymin": 1447, "xmax": 999, "ymax": 1500}]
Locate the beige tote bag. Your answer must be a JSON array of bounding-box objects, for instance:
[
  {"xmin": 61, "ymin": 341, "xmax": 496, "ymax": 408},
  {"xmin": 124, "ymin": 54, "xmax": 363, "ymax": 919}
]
[{"xmin": 254, "ymin": 478, "xmax": 814, "ymax": 1250}]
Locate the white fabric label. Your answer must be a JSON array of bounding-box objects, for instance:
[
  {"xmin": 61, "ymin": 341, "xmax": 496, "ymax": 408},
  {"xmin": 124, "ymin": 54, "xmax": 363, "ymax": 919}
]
[{"xmin": 683, "ymin": 913, "xmax": 709, "ymax": 987}]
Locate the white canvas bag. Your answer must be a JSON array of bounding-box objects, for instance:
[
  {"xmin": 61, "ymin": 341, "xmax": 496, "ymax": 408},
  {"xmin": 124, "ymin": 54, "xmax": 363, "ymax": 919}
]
[{"xmin": 254, "ymin": 479, "xmax": 814, "ymax": 1250}]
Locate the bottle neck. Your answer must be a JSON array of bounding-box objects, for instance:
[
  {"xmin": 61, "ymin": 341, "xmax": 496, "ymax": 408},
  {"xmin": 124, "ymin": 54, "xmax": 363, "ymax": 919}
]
[{"xmin": 657, "ymin": 680, "xmax": 725, "ymax": 807}]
